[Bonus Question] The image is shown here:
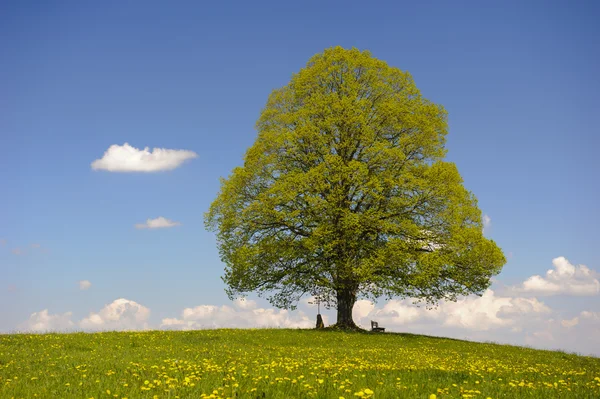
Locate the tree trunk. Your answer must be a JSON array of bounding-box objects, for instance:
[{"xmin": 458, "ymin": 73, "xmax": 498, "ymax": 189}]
[{"xmin": 336, "ymin": 287, "xmax": 358, "ymax": 329}]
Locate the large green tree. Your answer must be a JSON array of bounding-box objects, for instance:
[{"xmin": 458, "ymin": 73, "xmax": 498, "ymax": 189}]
[{"xmin": 205, "ymin": 47, "xmax": 506, "ymax": 329}]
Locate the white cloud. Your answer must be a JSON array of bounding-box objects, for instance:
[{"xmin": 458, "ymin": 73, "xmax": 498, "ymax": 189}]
[
  {"xmin": 78, "ymin": 280, "xmax": 92, "ymax": 290},
  {"xmin": 12, "ymin": 291, "xmax": 600, "ymax": 356},
  {"xmin": 341, "ymin": 293, "xmax": 600, "ymax": 355},
  {"xmin": 30, "ymin": 243, "xmax": 41, "ymax": 249},
  {"xmin": 353, "ymin": 289, "xmax": 550, "ymax": 333},
  {"xmin": 519, "ymin": 256, "xmax": 599, "ymax": 296},
  {"xmin": 135, "ymin": 216, "xmax": 181, "ymax": 229},
  {"xmin": 523, "ymin": 311, "xmax": 600, "ymax": 355},
  {"xmin": 18, "ymin": 310, "xmax": 74, "ymax": 332},
  {"xmin": 353, "ymin": 299, "xmax": 375, "ymax": 320},
  {"xmin": 91, "ymin": 143, "xmax": 197, "ymax": 172},
  {"xmin": 581, "ymin": 311, "xmax": 600, "ymax": 322},
  {"xmin": 342, "ymin": 290, "xmax": 600, "ymax": 356},
  {"xmin": 11, "ymin": 248, "xmax": 23, "ymax": 255},
  {"xmin": 235, "ymin": 297, "xmax": 258, "ymax": 310},
  {"xmin": 79, "ymin": 298, "xmax": 150, "ymax": 331},
  {"xmin": 161, "ymin": 298, "xmax": 315, "ymax": 330},
  {"xmin": 482, "ymin": 214, "xmax": 491, "ymax": 233},
  {"xmin": 561, "ymin": 317, "xmax": 579, "ymax": 328}
]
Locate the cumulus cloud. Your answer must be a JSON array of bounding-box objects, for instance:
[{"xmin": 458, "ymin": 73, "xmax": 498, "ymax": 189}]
[
  {"xmin": 78, "ymin": 280, "xmax": 92, "ymax": 290},
  {"xmin": 12, "ymin": 292, "xmax": 600, "ymax": 355},
  {"xmin": 561, "ymin": 317, "xmax": 579, "ymax": 328},
  {"xmin": 352, "ymin": 289, "xmax": 550, "ymax": 333},
  {"xmin": 353, "ymin": 300, "xmax": 375, "ymax": 320},
  {"xmin": 91, "ymin": 143, "xmax": 198, "ymax": 172},
  {"xmin": 519, "ymin": 256, "xmax": 599, "ymax": 296},
  {"xmin": 161, "ymin": 298, "xmax": 315, "ymax": 330},
  {"xmin": 135, "ymin": 216, "xmax": 181, "ymax": 229},
  {"xmin": 342, "ymin": 289, "xmax": 600, "ymax": 355},
  {"xmin": 524, "ymin": 310, "xmax": 600, "ymax": 355},
  {"xmin": 17, "ymin": 298, "xmax": 150, "ymax": 333},
  {"xmin": 581, "ymin": 311, "xmax": 600, "ymax": 322},
  {"xmin": 79, "ymin": 298, "xmax": 150, "ymax": 331},
  {"xmin": 18, "ymin": 310, "xmax": 75, "ymax": 332}
]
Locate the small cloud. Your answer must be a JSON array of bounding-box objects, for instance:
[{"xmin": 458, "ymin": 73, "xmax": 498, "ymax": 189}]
[
  {"xmin": 79, "ymin": 298, "xmax": 150, "ymax": 331},
  {"xmin": 7, "ymin": 284, "xmax": 17, "ymax": 292},
  {"xmin": 353, "ymin": 299, "xmax": 375, "ymax": 320},
  {"xmin": 30, "ymin": 243, "xmax": 41, "ymax": 249},
  {"xmin": 561, "ymin": 317, "xmax": 579, "ymax": 328},
  {"xmin": 234, "ymin": 298, "xmax": 257, "ymax": 310},
  {"xmin": 78, "ymin": 280, "xmax": 92, "ymax": 290},
  {"xmin": 518, "ymin": 257, "xmax": 599, "ymax": 296},
  {"xmin": 0, "ymin": 238, "xmax": 6, "ymax": 246},
  {"xmin": 11, "ymin": 248, "xmax": 24, "ymax": 255},
  {"xmin": 580, "ymin": 311, "xmax": 600, "ymax": 321},
  {"xmin": 18, "ymin": 310, "xmax": 75, "ymax": 332},
  {"xmin": 135, "ymin": 216, "xmax": 181, "ymax": 230},
  {"xmin": 91, "ymin": 143, "xmax": 198, "ymax": 172},
  {"xmin": 482, "ymin": 214, "xmax": 491, "ymax": 233}
]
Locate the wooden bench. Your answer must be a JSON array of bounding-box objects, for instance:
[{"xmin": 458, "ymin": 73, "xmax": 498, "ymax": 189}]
[{"xmin": 371, "ymin": 320, "xmax": 385, "ymax": 332}]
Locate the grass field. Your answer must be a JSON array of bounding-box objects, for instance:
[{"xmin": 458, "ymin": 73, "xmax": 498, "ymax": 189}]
[{"xmin": 1, "ymin": 329, "xmax": 599, "ymax": 398}]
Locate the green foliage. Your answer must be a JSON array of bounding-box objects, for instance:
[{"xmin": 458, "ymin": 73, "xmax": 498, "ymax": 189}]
[
  {"xmin": 2, "ymin": 330, "xmax": 599, "ymax": 398},
  {"xmin": 205, "ymin": 46, "xmax": 505, "ymax": 316}
]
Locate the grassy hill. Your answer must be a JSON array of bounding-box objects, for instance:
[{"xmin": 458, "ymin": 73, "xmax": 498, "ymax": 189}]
[{"xmin": 1, "ymin": 329, "xmax": 599, "ymax": 398}]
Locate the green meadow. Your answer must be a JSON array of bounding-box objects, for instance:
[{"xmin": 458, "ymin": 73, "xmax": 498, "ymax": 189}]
[{"xmin": 1, "ymin": 329, "xmax": 599, "ymax": 398}]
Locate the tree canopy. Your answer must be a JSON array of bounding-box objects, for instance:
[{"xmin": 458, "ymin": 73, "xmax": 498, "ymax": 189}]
[{"xmin": 205, "ymin": 46, "xmax": 506, "ymax": 328}]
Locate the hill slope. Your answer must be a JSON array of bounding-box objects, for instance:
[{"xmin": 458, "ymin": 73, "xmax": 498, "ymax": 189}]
[{"xmin": 1, "ymin": 329, "xmax": 599, "ymax": 398}]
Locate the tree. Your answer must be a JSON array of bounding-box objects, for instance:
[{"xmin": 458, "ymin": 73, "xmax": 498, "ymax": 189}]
[{"xmin": 205, "ymin": 47, "xmax": 506, "ymax": 329}]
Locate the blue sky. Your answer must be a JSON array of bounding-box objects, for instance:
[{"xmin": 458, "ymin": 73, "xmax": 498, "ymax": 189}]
[{"xmin": 1, "ymin": 1, "xmax": 599, "ymax": 355}]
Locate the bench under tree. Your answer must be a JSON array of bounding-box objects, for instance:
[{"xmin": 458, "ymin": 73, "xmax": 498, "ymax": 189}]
[{"xmin": 371, "ymin": 320, "xmax": 385, "ymax": 332}]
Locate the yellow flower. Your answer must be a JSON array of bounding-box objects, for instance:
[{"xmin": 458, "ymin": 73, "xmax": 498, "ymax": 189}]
[{"xmin": 429, "ymin": 395, "xmax": 437, "ymax": 399}]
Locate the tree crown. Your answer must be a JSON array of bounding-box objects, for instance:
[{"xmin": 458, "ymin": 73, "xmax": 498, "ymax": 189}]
[{"xmin": 205, "ymin": 46, "xmax": 505, "ymax": 311}]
